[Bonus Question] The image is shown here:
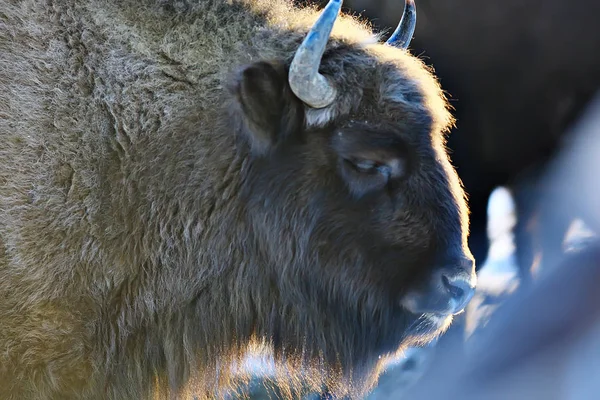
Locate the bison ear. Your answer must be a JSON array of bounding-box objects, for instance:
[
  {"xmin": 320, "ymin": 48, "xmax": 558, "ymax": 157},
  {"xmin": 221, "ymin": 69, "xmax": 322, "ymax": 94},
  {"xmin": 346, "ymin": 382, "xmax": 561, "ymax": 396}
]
[{"xmin": 229, "ymin": 61, "xmax": 303, "ymax": 155}]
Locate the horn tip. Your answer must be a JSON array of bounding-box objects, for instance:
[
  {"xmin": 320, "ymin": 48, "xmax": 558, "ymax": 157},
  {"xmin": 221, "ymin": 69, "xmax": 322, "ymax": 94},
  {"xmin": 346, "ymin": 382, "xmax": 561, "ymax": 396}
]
[{"xmin": 385, "ymin": 0, "xmax": 417, "ymax": 49}]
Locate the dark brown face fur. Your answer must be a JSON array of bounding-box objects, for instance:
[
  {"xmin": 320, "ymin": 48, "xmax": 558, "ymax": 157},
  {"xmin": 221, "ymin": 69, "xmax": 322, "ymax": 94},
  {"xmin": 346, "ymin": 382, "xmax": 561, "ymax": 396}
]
[{"xmin": 226, "ymin": 47, "xmax": 474, "ymax": 391}]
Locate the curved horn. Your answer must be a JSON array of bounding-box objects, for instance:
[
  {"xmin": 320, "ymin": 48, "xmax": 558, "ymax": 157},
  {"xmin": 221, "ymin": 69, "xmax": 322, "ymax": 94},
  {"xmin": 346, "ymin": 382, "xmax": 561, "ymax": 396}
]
[
  {"xmin": 288, "ymin": 0, "xmax": 342, "ymax": 109},
  {"xmin": 386, "ymin": 0, "xmax": 417, "ymax": 49}
]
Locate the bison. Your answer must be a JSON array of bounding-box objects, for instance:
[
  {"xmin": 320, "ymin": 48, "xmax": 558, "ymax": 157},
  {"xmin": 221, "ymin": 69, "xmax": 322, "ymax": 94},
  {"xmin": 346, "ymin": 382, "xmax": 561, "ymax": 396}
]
[{"xmin": 0, "ymin": 0, "xmax": 476, "ymax": 398}]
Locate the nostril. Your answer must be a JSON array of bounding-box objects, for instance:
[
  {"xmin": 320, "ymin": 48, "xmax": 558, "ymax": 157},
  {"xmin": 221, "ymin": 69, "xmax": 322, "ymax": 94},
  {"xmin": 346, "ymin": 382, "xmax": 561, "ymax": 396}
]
[
  {"xmin": 442, "ymin": 274, "xmax": 464, "ymax": 299},
  {"xmin": 440, "ymin": 272, "xmax": 477, "ymax": 314},
  {"xmin": 401, "ymin": 265, "xmax": 477, "ymax": 315}
]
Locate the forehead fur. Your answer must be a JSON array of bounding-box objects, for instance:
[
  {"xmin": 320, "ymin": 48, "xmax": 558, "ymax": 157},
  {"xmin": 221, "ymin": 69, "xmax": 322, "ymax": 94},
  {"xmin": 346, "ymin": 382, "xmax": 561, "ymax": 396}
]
[
  {"xmin": 307, "ymin": 41, "xmax": 454, "ymax": 138},
  {"xmin": 254, "ymin": 1, "xmax": 454, "ymax": 137}
]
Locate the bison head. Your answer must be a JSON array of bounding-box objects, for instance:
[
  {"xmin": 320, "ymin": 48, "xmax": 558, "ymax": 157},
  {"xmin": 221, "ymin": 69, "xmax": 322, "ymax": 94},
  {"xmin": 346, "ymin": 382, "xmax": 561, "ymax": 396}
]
[{"xmin": 222, "ymin": 0, "xmax": 476, "ymax": 394}]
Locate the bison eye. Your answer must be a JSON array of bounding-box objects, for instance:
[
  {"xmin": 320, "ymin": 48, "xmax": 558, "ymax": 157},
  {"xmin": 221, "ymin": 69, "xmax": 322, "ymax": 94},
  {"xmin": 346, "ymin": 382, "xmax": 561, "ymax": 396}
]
[
  {"xmin": 332, "ymin": 129, "xmax": 408, "ymax": 198},
  {"xmin": 347, "ymin": 158, "xmax": 392, "ymax": 178},
  {"xmin": 340, "ymin": 156, "xmax": 403, "ymax": 198}
]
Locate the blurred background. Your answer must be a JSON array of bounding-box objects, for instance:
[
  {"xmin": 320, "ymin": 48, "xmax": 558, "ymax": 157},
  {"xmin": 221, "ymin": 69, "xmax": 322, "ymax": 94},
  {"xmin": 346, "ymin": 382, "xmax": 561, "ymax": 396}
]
[{"xmin": 225, "ymin": 0, "xmax": 600, "ymax": 398}]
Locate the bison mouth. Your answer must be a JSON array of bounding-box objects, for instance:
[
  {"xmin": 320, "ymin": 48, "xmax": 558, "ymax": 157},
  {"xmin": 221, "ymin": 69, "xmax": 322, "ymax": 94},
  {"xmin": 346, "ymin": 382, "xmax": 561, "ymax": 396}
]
[{"xmin": 404, "ymin": 312, "xmax": 455, "ymax": 342}]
